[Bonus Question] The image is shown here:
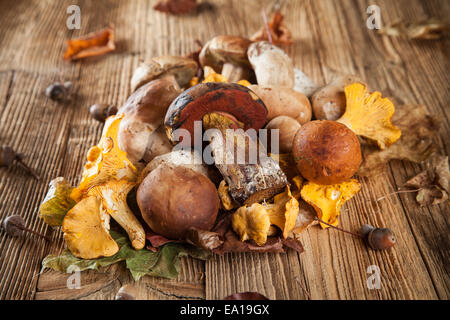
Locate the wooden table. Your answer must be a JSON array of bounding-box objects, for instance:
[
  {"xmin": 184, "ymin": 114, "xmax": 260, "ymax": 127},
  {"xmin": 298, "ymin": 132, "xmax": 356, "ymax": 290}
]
[{"xmin": 0, "ymin": 0, "xmax": 448, "ymax": 300}]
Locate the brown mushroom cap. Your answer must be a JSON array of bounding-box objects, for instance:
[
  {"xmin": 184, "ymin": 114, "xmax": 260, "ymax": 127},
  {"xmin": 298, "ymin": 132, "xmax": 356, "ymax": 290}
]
[
  {"xmin": 292, "ymin": 120, "xmax": 362, "ymax": 185},
  {"xmin": 118, "ymin": 76, "xmax": 181, "ymax": 164},
  {"xmin": 164, "ymin": 82, "xmax": 268, "ymax": 145},
  {"xmin": 130, "ymin": 56, "xmax": 197, "ymax": 92},
  {"xmin": 137, "ymin": 164, "xmax": 219, "ymax": 240},
  {"xmin": 199, "ymin": 36, "xmax": 252, "ymax": 71}
]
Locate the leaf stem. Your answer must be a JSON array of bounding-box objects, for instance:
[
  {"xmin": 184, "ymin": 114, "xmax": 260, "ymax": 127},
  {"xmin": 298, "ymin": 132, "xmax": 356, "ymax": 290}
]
[
  {"xmin": 315, "ymin": 217, "xmax": 363, "ymax": 239},
  {"xmin": 261, "ymin": 8, "xmax": 273, "ymax": 44},
  {"xmin": 295, "ymin": 277, "xmax": 311, "ymax": 300},
  {"xmin": 10, "ymin": 221, "xmax": 50, "ymax": 241},
  {"xmin": 16, "ymin": 157, "xmax": 40, "ymax": 180},
  {"xmin": 375, "ymin": 189, "xmax": 420, "ymax": 202}
]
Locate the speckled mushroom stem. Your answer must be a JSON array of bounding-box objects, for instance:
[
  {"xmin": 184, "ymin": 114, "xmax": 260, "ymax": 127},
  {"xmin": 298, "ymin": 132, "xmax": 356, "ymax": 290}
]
[{"xmin": 203, "ymin": 113, "xmax": 288, "ymax": 205}]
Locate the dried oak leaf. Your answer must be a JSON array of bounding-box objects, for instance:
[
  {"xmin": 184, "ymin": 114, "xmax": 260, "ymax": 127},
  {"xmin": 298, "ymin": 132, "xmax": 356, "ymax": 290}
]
[
  {"xmin": 64, "ymin": 26, "xmax": 115, "ymax": 61},
  {"xmin": 358, "ymin": 104, "xmax": 439, "ymax": 176},
  {"xmin": 404, "ymin": 155, "xmax": 450, "ymax": 206},
  {"xmin": 379, "ymin": 18, "xmax": 450, "ymax": 40},
  {"xmin": 154, "ymin": 0, "xmax": 197, "ymax": 15},
  {"xmin": 251, "ymin": 11, "xmax": 293, "ymax": 45},
  {"xmin": 185, "ymin": 227, "xmax": 224, "ymax": 251}
]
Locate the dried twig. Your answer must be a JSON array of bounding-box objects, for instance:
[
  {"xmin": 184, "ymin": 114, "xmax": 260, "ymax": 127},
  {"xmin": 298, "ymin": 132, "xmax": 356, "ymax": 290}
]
[
  {"xmin": 261, "ymin": 8, "xmax": 273, "ymax": 44},
  {"xmin": 295, "ymin": 277, "xmax": 311, "ymax": 300}
]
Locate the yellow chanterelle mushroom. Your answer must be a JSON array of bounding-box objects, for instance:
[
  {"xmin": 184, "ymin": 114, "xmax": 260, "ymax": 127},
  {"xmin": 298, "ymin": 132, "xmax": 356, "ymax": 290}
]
[
  {"xmin": 231, "ymin": 187, "xmax": 299, "ymax": 246},
  {"xmin": 63, "ymin": 114, "xmax": 145, "ymax": 258},
  {"xmin": 300, "ymin": 179, "xmax": 361, "ymax": 228},
  {"xmin": 337, "ymin": 83, "xmax": 401, "ymax": 149}
]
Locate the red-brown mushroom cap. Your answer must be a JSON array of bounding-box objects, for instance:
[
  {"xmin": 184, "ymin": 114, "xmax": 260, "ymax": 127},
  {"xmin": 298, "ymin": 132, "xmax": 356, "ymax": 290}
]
[{"xmin": 164, "ymin": 82, "xmax": 268, "ymax": 145}]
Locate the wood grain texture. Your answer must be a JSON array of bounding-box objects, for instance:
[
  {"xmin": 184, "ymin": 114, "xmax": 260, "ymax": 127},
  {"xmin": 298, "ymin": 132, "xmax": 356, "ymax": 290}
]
[{"xmin": 0, "ymin": 0, "xmax": 448, "ymax": 300}]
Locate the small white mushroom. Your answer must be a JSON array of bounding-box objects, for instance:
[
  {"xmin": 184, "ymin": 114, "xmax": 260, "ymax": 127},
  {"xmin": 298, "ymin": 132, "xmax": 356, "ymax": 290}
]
[
  {"xmin": 247, "ymin": 41, "xmax": 295, "ymax": 88},
  {"xmin": 294, "ymin": 67, "xmax": 319, "ymax": 97}
]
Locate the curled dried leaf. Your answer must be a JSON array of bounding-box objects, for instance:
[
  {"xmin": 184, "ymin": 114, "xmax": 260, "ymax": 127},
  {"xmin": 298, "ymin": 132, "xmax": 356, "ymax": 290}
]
[
  {"xmin": 185, "ymin": 227, "xmax": 224, "ymax": 251},
  {"xmin": 404, "ymin": 155, "xmax": 449, "ymax": 206},
  {"xmin": 264, "ymin": 187, "xmax": 299, "ymax": 238},
  {"xmin": 39, "ymin": 177, "xmax": 76, "ymax": 227},
  {"xmin": 358, "ymin": 104, "xmax": 439, "ymax": 176},
  {"xmin": 251, "ymin": 11, "xmax": 293, "ymax": 45},
  {"xmin": 218, "ymin": 180, "xmax": 238, "ymax": 210},
  {"xmin": 300, "ymin": 179, "xmax": 360, "ymax": 228},
  {"xmin": 154, "ymin": 0, "xmax": 197, "ymax": 15},
  {"xmin": 337, "ymin": 83, "xmax": 401, "ymax": 149},
  {"xmin": 292, "ymin": 200, "xmax": 318, "ymax": 234},
  {"xmin": 379, "ymin": 18, "xmax": 450, "ymax": 40},
  {"xmin": 64, "ymin": 26, "xmax": 115, "ymax": 61}
]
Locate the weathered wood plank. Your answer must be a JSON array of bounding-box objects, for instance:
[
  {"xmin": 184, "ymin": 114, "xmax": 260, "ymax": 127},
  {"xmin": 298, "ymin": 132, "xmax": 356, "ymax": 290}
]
[
  {"xmin": 0, "ymin": 0, "xmax": 448, "ymax": 300},
  {"xmin": 205, "ymin": 0, "xmax": 446, "ymax": 300}
]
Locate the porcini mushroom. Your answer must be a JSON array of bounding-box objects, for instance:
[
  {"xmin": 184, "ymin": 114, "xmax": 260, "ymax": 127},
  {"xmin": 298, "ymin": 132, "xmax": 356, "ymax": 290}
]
[
  {"xmin": 199, "ymin": 35, "xmax": 253, "ymax": 83},
  {"xmin": 292, "ymin": 120, "xmax": 362, "ymax": 185},
  {"xmin": 247, "ymin": 41, "xmax": 294, "ymax": 88},
  {"xmin": 137, "ymin": 149, "xmax": 214, "ymax": 185},
  {"xmin": 248, "ymin": 85, "xmax": 312, "ymax": 124},
  {"xmin": 130, "ymin": 55, "xmax": 197, "ymax": 92},
  {"xmin": 118, "ymin": 76, "xmax": 181, "ymax": 164},
  {"xmin": 311, "ymin": 75, "xmax": 361, "ymax": 120},
  {"xmin": 164, "ymin": 82, "xmax": 288, "ymax": 204},
  {"xmin": 137, "ymin": 164, "xmax": 219, "ymax": 240},
  {"xmin": 264, "ymin": 116, "xmax": 301, "ymax": 154},
  {"xmin": 294, "ymin": 67, "xmax": 319, "ymax": 97}
]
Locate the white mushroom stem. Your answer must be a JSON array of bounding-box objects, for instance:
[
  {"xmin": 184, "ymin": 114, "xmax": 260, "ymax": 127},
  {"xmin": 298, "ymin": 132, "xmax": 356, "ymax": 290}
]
[
  {"xmin": 248, "ymin": 41, "xmax": 295, "ymax": 88},
  {"xmin": 221, "ymin": 63, "xmax": 249, "ymax": 83},
  {"xmin": 293, "ymin": 68, "xmax": 319, "ymax": 97}
]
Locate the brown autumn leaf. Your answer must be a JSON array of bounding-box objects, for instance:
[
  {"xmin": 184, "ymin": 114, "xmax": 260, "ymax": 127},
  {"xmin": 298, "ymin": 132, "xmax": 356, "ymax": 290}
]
[
  {"xmin": 404, "ymin": 155, "xmax": 450, "ymax": 206},
  {"xmin": 154, "ymin": 0, "xmax": 197, "ymax": 15},
  {"xmin": 292, "ymin": 199, "xmax": 318, "ymax": 234},
  {"xmin": 185, "ymin": 227, "xmax": 223, "ymax": 250},
  {"xmin": 357, "ymin": 104, "xmax": 439, "ymax": 176},
  {"xmin": 224, "ymin": 292, "xmax": 269, "ymax": 300},
  {"xmin": 64, "ymin": 26, "xmax": 115, "ymax": 61},
  {"xmin": 251, "ymin": 11, "xmax": 293, "ymax": 45},
  {"xmin": 378, "ymin": 18, "xmax": 450, "ymax": 40}
]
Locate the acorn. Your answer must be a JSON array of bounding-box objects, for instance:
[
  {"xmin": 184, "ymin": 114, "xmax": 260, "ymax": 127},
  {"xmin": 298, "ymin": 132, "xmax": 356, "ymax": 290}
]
[
  {"xmin": 89, "ymin": 104, "xmax": 118, "ymax": 122},
  {"xmin": 0, "ymin": 145, "xmax": 40, "ymax": 180},
  {"xmin": 360, "ymin": 224, "xmax": 396, "ymax": 250},
  {"xmin": 45, "ymin": 81, "xmax": 72, "ymax": 101},
  {"xmin": 2, "ymin": 215, "xmax": 50, "ymax": 240},
  {"xmin": 115, "ymin": 284, "xmax": 137, "ymax": 300}
]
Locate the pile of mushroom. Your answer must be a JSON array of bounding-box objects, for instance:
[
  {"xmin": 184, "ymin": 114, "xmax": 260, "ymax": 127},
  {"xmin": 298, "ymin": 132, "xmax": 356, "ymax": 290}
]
[{"xmin": 43, "ymin": 33, "xmax": 403, "ymax": 257}]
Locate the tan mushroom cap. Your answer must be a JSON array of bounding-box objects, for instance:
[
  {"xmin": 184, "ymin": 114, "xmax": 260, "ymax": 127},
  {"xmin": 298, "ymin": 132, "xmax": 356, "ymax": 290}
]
[
  {"xmin": 199, "ymin": 35, "xmax": 252, "ymax": 72},
  {"xmin": 130, "ymin": 56, "xmax": 197, "ymax": 92}
]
